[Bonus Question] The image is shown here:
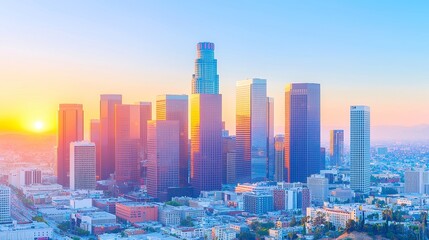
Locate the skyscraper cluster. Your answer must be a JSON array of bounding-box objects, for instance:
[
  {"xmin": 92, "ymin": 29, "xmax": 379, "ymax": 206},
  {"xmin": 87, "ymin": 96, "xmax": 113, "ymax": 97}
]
[{"xmin": 56, "ymin": 41, "xmax": 371, "ymax": 199}]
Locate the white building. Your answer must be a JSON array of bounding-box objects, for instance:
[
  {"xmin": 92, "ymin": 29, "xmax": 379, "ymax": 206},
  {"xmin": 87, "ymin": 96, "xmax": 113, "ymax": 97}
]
[
  {"xmin": 212, "ymin": 226, "xmax": 237, "ymax": 240},
  {"xmin": 71, "ymin": 211, "xmax": 116, "ymax": 233},
  {"xmin": 159, "ymin": 207, "xmax": 181, "ymax": 226},
  {"xmin": 0, "ymin": 185, "xmax": 11, "ymax": 224},
  {"xmin": 0, "ymin": 222, "xmax": 53, "ymax": 239},
  {"xmin": 307, "ymin": 174, "xmax": 329, "ymax": 203},
  {"xmin": 307, "ymin": 206, "xmax": 359, "ymax": 229},
  {"xmin": 70, "ymin": 141, "xmax": 96, "ymax": 191},
  {"xmin": 350, "ymin": 106, "xmax": 370, "ymax": 195},
  {"xmin": 70, "ymin": 198, "xmax": 93, "ymax": 209},
  {"xmin": 404, "ymin": 169, "xmax": 429, "ymax": 194},
  {"xmin": 9, "ymin": 169, "xmax": 42, "ymax": 188}
]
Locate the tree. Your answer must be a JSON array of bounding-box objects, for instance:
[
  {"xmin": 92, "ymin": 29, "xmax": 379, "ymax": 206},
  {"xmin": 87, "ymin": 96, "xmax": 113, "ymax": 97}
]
[
  {"xmin": 382, "ymin": 208, "xmax": 393, "ymax": 232},
  {"xmin": 312, "ymin": 212, "xmax": 327, "ymax": 226},
  {"xmin": 290, "ymin": 216, "xmax": 297, "ymax": 227},
  {"xmin": 180, "ymin": 216, "xmax": 194, "ymax": 227},
  {"xmin": 345, "ymin": 219, "xmax": 356, "ymax": 233}
]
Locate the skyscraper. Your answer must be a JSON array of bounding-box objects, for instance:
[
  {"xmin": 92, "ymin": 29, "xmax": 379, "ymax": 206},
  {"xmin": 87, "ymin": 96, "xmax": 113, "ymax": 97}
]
[
  {"xmin": 147, "ymin": 120, "xmax": 180, "ymax": 201},
  {"xmin": 70, "ymin": 141, "xmax": 96, "ymax": 191},
  {"xmin": 236, "ymin": 78, "xmax": 268, "ymax": 182},
  {"xmin": 192, "ymin": 42, "xmax": 219, "ymax": 94},
  {"xmin": 330, "ymin": 130, "xmax": 344, "ymax": 167},
  {"xmin": 139, "ymin": 102, "xmax": 152, "ymax": 161},
  {"xmin": 350, "ymin": 106, "xmax": 370, "ymax": 194},
  {"xmin": 267, "ymin": 97, "xmax": 275, "ymax": 180},
  {"xmin": 284, "ymin": 83, "xmax": 320, "ymax": 183},
  {"xmin": 100, "ymin": 94, "xmax": 122, "ymax": 180},
  {"xmin": 190, "ymin": 42, "xmax": 223, "ymax": 195},
  {"xmin": 156, "ymin": 95, "xmax": 188, "ymax": 187},
  {"xmin": 274, "ymin": 135, "xmax": 285, "ymax": 182},
  {"xmin": 90, "ymin": 119, "xmax": 101, "ymax": 180},
  {"xmin": 57, "ymin": 104, "xmax": 84, "ymax": 187},
  {"xmin": 0, "ymin": 185, "xmax": 11, "ymax": 224},
  {"xmin": 115, "ymin": 104, "xmax": 141, "ymax": 184},
  {"xmin": 320, "ymin": 147, "xmax": 326, "ymax": 170}
]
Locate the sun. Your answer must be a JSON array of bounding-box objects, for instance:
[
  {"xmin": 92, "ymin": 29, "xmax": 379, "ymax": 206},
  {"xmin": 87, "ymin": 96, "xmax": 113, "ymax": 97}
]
[{"xmin": 33, "ymin": 121, "xmax": 45, "ymax": 132}]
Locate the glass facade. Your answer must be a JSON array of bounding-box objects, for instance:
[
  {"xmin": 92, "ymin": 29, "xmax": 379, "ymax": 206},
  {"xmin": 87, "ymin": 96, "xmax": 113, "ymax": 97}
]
[
  {"xmin": 192, "ymin": 42, "xmax": 219, "ymax": 94},
  {"xmin": 284, "ymin": 83, "xmax": 320, "ymax": 183},
  {"xmin": 236, "ymin": 79, "xmax": 268, "ymax": 183},
  {"xmin": 350, "ymin": 106, "xmax": 370, "ymax": 194},
  {"xmin": 330, "ymin": 130, "xmax": 344, "ymax": 167}
]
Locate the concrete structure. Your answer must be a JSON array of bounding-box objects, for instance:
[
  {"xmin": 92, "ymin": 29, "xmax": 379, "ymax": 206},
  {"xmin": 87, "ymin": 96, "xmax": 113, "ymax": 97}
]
[
  {"xmin": 115, "ymin": 202, "xmax": 158, "ymax": 223},
  {"xmin": 191, "ymin": 42, "xmax": 219, "ymax": 95},
  {"xmin": 70, "ymin": 198, "xmax": 93, "ymax": 209},
  {"xmin": 307, "ymin": 174, "xmax": 329, "ymax": 203},
  {"xmin": 330, "ymin": 130, "xmax": 344, "ymax": 167},
  {"xmin": 222, "ymin": 136, "xmax": 236, "ymax": 184},
  {"xmin": 90, "ymin": 119, "xmax": 101, "ymax": 180},
  {"xmin": 243, "ymin": 193, "xmax": 274, "ymax": 214},
  {"xmin": 156, "ymin": 95, "xmax": 188, "ymax": 187},
  {"xmin": 267, "ymin": 97, "xmax": 275, "ymax": 181},
  {"xmin": 0, "ymin": 185, "xmax": 11, "ymax": 224},
  {"xmin": 70, "ymin": 141, "xmax": 96, "ymax": 190},
  {"xmin": 274, "ymin": 135, "xmax": 285, "ymax": 182},
  {"xmin": 147, "ymin": 120, "xmax": 180, "ymax": 201},
  {"xmin": 236, "ymin": 78, "xmax": 268, "ymax": 182},
  {"xmin": 404, "ymin": 169, "xmax": 429, "ymax": 194},
  {"xmin": 100, "ymin": 94, "xmax": 122, "ymax": 180},
  {"xmin": 158, "ymin": 207, "xmax": 181, "ymax": 226},
  {"xmin": 320, "ymin": 147, "xmax": 326, "ymax": 170},
  {"xmin": 8, "ymin": 169, "xmax": 42, "ymax": 188},
  {"xmin": 307, "ymin": 206, "xmax": 359, "ymax": 229},
  {"xmin": 350, "ymin": 106, "xmax": 370, "ymax": 194},
  {"xmin": 0, "ymin": 222, "xmax": 53, "ymax": 239},
  {"xmin": 71, "ymin": 211, "xmax": 116, "ymax": 234},
  {"xmin": 57, "ymin": 104, "xmax": 84, "ymax": 187},
  {"xmin": 284, "ymin": 83, "xmax": 320, "ymax": 183}
]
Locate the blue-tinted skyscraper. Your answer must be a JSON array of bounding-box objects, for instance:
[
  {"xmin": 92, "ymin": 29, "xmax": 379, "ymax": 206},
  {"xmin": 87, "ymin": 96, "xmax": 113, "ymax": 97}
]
[
  {"xmin": 284, "ymin": 83, "xmax": 320, "ymax": 183},
  {"xmin": 236, "ymin": 78, "xmax": 268, "ymax": 182},
  {"xmin": 350, "ymin": 106, "xmax": 370, "ymax": 194},
  {"xmin": 330, "ymin": 130, "xmax": 344, "ymax": 167},
  {"xmin": 190, "ymin": 42, "xmax": 223, "ymax": 195},
  {"xmin": 192, "ymin": 42, "xmax": 219, "ymax": 94}
]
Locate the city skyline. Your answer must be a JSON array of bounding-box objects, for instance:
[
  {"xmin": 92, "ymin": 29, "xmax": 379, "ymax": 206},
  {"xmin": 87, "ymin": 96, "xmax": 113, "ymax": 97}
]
[{"xmin": 1, "ymin": 1, "xmax": 428, "ymax": 143}]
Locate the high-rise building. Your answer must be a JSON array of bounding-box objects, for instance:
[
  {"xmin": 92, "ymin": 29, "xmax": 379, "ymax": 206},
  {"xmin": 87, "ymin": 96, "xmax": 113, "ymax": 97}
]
[
  {"xmin": 0, "ymin": 185, "xmax": 11, "ymax": 224},
  {"xmin": 190, "ymin": 42, "xmax": 223, "ymax": 195},
  {"xmin": 267, "ymin": 97, "xmax": 275, "ymax": 180},
  {"xmin": 156, "ymin": 95, "xmax": 188, "ymax": 187},
  {"xmin": 100, "ymin": 94, "xmax": 122, "ymax": 180},
  {"xmin": 192, "ymin": 42, "xmax": 219, "ymax": 94},
  {"xmin": 243, "ymin": 193, "xmax": 274, "ymax": 214},
  {"xmin": 115, "ymin": 104, "xmax": 141, "ymax": 184},
  {"xmin": 190, "ymin": 94, "xmax": 223, "ymax": 194},
  {"xmin": 138, "ymin": 102, "xmax": 152, "ymax": 186},
  {"xmin": 350, "ymin": 106, "xmax": 370, "ymax": 194},
  {"xmin": 274, "ymin": 135, "xmax": 285, "ymax": 182},
  {"xmin": 222, "ymin": 136, "xmax": 236, "ymax": 184},
  {"xmin": 307, "ymin": 174, "xmax": 329, "ymax": 204},
  {"xmin": 284, "ymin": 83, "xmax": 320, "ymax": 183},
  {"xmin": 320, "ymin": 147, "xmax": 326, "ymax": 170},
  {"xmin": 57, "ymin": 104, "xmax": 84, "ymax": 187},
  {"xmin": 236, "ymin": 78, "xmax": 268, "ymax": 182},
  {"xmin": 90, "ymin": 119, "xmax": 101, "ymax": 180},
  {"xmin": 404, "ymin": 169, "xmax": 429, "ymax": 194},
  {"xmin": 9, "ymin": 169, "xmax": 42, "ymax": 187},
  {"xmin": 147, "ymin": 120, "xmax": 180, "ymax": 201},
  {"xmin": 70, "ymin": 141, "xmax": 96, "ymax": 191},
  {"xmin": 330, "ymin": 130, "xmax": 344, "ymax": 167}
]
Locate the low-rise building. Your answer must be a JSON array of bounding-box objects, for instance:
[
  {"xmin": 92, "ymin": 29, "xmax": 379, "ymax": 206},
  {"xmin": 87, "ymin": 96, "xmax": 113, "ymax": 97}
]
[
  {"xmin": 71, "ymin": 211, "xmax": 117, "ymax": 233},
  {"xmin": 116, "ymin": 202, "xmax": 158, "ymax": 223},
  {"xmin": 0, "ymin": 222, "xmax": 53, "ymax": 239}
]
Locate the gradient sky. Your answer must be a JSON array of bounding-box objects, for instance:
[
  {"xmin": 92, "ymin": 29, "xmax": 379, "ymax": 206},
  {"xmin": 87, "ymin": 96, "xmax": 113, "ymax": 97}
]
[{"xmin": 1, "ymin": 1, "xmax": 428, "ymax": 142}]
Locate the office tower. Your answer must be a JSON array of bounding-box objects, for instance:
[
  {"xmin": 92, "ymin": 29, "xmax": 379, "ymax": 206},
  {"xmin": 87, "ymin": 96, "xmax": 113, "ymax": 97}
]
[
  {"xmin": 147, "ymin": 120, "xmax": 180, "ymax": 201},
  {"xmin": 236, "ymin": 78, "xmax": 268, "ymax": 182},
  {"xmin": 115, "ymin": 104, "xmax": 141, "ymax": 184},
  {"xmin": 284, "ymin": 83, "xmax": 320, "ymax": 183},
  {"xmin": 90, "ymin": 119, "xmax": 101, "ymax": 180},
  {"xmin": 320, "ymin": 147, "xmax": 326, "ymax": 170},
  {"xmin": 70, "ymin": 141, "xmax": 96, "ymax": 190},
  {"xmin": 192, "ymin": 42, "xmax": 219, "ymax": 94},
  {"xmin": 273, "ymin": 189, "xmax": 287, "ymax": 211},
  {"xmin": 330, "ymin": 130, "xmax": 344, "ymax": 167},
  {"xmin": 307, "ymin": 174, "xmax": 329, "ymax": 204},
  {"xmin": 243, "ymin": 193, "xmax": 274, "ymax": 214},
  {"xmin": 350, "ymin": 106, "xmax": 370, "ymax": 194},
  {"xmin": 156, "ymin": 95, "xmax": 188, "ymax": 187},
  {"xmin": 274, "ymin": 135, "xmax": 285, "ymax": 182},
  {"xmin": 57, "ymin": 104, "xmax": 84, "ymax": 187},
  {"xmin": 190, "ymin": 42, "xmax": 223, "ymax": 195},
  {"xmin": 267, "ymin": 97, "xmax": 275, "ymax": 180},
  {"xmin": 0, "ymin": 185, "xmax": 11, "ymax": 224},
  {"xmin": 100, "ymin": 94, "xmax": 122, "ymax": 180},
  {"xmin": 139, "ymin": 102, "xmax": 152, "ymax": 160},
  {"xmin": 404, "ymin": 169, "xmax": 429, "ymax": 194},
  {"xmin": 223, "ymin": 136, "xmax": 236, "ymax": 184}
]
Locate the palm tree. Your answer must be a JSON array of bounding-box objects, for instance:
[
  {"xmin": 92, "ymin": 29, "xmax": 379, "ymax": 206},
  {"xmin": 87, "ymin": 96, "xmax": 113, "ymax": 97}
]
[{"xmin": 382, "ymin": 208, "xmax": 393, "ymax": 233}]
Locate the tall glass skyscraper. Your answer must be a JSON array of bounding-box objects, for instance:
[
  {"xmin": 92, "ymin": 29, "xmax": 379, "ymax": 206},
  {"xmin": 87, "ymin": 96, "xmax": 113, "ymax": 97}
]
[
  {"xmin": 192, "ymin": 42, "xmax": 219, "ymax": 94},
  {"xmin": 350, "ymin": 106, "xmax": 370, "ymax": 194},
  {"xmin": 330, "ymin": 130, "xmax": 344, "ymax": 167},
  {"xmin": 284, "ymin": 83, "xmax": 320, "ymax": 183},
  {"xmin": 57, "ymin": 104, "xmax": 84, "ymax": 187},
  {"xmin": 236, "ymin": 78, "xmax": 268, "ymax": 182},
  {"xmin": 267, "ymin": 97, "xmax": 275, "ymax": 180},
  {"xmin": 190, "ymin": 42, "xmax": 223, "ymax": 195}
]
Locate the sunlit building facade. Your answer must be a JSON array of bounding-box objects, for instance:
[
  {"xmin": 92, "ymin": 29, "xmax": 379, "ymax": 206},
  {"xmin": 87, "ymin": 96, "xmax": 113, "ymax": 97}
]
[
  {"xmin": 147, "ymin": 120, "xmax": 180, "ymax": 201},
  {"xmin": 70, "ymin": 141, "xmax": 96, "ymax": 191},
  {"xmin": 350, "ymin": 106, "xmax": 370, "ymax": 194},
  {"xmin": 100, "ymin": 94, "xmax": 122, "ymax": 180},
  {"xmin": 284, "ymin": 83, "xmax": 320, "ymax": 183},
  {"xmin": 90, "ymin": 119, "xmax": 101, "ymax": 180},
  {"xmin": 236, "ymin": 78, "xmax": 268, "ymax": 182},
  {"xmin": 156, "ymin": 95, "xmax": 188, "ymax": 187},
  {"xmin": 274, "ymin": 135, "xmax": 285, "ymax": 182},
  {"xmin": 267, "ymin": 97, "xmax": 275, "ymax": 180},
  {"xmin": 57, "ymin": 104, "xmax": 84, "ymax": 187}
]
